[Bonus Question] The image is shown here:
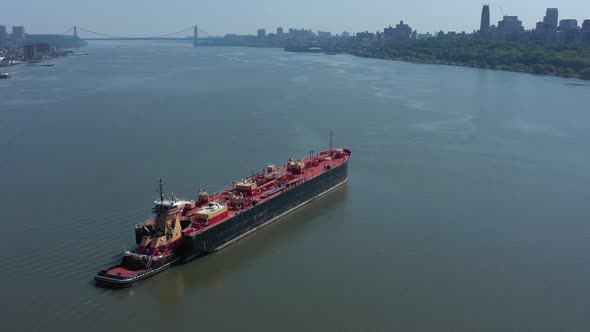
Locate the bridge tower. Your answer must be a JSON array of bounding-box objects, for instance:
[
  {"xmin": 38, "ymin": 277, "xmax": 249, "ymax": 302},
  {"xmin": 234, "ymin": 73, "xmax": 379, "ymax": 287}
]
[
  {"xmin": 73, "ymin": 26, "xmax": 78, "ymax": 48},
  {"xmin": 194, "ymin": 26, "xmax": 198, "ymax": 47}
]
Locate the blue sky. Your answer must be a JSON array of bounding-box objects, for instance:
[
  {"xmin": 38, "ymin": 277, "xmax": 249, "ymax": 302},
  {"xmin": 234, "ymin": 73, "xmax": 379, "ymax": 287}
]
[{"xmin": 2, "ymin": 0, "xmax": 589, "ymax": 37}]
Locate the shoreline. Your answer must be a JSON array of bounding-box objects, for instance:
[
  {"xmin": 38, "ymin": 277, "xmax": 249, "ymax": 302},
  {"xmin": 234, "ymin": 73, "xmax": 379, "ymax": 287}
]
[
  {"xmin": 0, "ymin": 52, "xmax": 88, "ymax": 72},
  {"xmin": 286, "ymin": 47, "xmax": 590, "ymax": 81}
]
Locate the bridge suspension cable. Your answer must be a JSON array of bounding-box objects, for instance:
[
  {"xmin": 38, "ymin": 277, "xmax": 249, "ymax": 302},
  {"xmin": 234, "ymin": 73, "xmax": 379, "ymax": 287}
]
[
  {"xmin": 197, "ymin": 27, "xmax": 213, "ymax": 38},
  {"xmin": 62, "ymin": 27, "xmax": 213, "ymax": 39},
  {"xmin": 61, "ymin": 27, "xmax": 74, "ymax": 35},
  {"xmin": 72, "ymin": 26, "xmax": 212, "ymax": 39},
  {"xmin": 75, "ymin": 26, "xmax": 129, "ymax": 39},
  {"xmin": 144, "ymin": 27, "xmax": 195, "ymax": 38}
]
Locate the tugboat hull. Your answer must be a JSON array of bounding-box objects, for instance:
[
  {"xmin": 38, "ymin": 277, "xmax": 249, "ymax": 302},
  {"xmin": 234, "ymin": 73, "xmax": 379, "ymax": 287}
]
[{"xmin": 94, "ymin": 251, "xmax": 180, "ymax": 288}]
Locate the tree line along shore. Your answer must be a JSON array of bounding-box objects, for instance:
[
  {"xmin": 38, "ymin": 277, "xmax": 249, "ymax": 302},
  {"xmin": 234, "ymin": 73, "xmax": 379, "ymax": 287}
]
[{"xmin": 285, "ymin": 38, "xmax": 590, "ymax": 80}]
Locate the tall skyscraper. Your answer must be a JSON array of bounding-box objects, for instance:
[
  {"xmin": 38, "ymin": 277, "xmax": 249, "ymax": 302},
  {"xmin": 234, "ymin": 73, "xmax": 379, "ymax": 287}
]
[
  {"xmin": 480, "ymin": 5, "xmax": 491, "ymax": 35},
  {"xmin": 11, "ymin": 26, "xmax": 25, "ymax": 44},
  {"xmin": 257, "ymin": 28, "xmax": 266, "ymax": 39},
  {"xmin": 0, "ymin": 25, "xmax": 7, "ymax": 44},
  {"xmin": 543, "ymin": 8, "xmax": 559, "ymax": 30}
]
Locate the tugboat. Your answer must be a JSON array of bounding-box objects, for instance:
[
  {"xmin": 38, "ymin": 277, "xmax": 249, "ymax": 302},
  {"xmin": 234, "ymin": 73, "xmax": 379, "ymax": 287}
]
[{"xmin": 94, "ymin": 180, "xmax": 194, "ymax": 287}]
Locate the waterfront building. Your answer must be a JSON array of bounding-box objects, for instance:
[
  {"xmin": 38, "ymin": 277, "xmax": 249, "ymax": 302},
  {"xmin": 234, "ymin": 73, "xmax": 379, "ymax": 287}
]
[
  {"xmin": 559, "ymin": 19, "xmax": 578, "ymax": 31},
  {"xmin": 317, "ymin": 31, "xmax": 332, "ymax": 39},
  {"xmin": 383, "ymin": 21, "xmax": 413, "ymax": 41},
  {"xmin": 11, "ymin": 26, "xmax": 26, "ymax": 44},
  {"xmin": 533, "ymin": 10, "xmax": 559, "ymax": 42},
  {"xmin": 276, "ymin": 27, "xmax": 283, "ymax": 36},
  {"xmin": 356, "ymin": 31, "xmax": 375, "ymax": 41},
  {"xmin": 341, "ymin": 31, "xmax": 350, "ymax": 38},
  {"xmin": 531, "ymin": 24, "xmax": 557, "ymax": 42},
  {"xmin": 288, "ymin": 28, "xmax": 315, "ymax": 41},
  {"xmin": 479, "ymin": 5, "xmax": 491, "ymax": 36},
  {"xmin": 23, "ymin": 44, "xmax": 36, "ymax": 61},
  {"xmin": 0, "ymin": 25, "xmax": 7, "ymax": 44},
  {"xmin": 543, "ymin": 8, "xmax": 559, "ymax": 30},
  {"xmin": 417, "ymin": 32, "xmax": 434, "ymax": 39},
  {"xmin": 559, "ymin": 30, "xmax": 582, "ymax": 43},
  {"xmin": 582, "ymin": 20, "xmax": 590, "ymax": 43},
  {"xmin": 34, "ymin": 42, "xmax": 52, "ymax": 54},
  {"xmin": 497, "ymin": 16, "xmax": 525, "ymax": 40},
  {"xmin": 557, "ymin": 20, "xmax": 581, "ymax": 43},
  {"xmin": 257, "ymin": 29, "xmax": 266, "ymax": 39}
]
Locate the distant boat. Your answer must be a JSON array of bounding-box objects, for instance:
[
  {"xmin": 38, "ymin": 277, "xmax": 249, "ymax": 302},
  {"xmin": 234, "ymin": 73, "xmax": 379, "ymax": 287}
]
[
  {"xmin": 40, "ymin": 64, "xmax": 55, "ymax": 67},
  {"xmin": 0, "ymin": 73, "xmax": 11, "ymax": 79}
]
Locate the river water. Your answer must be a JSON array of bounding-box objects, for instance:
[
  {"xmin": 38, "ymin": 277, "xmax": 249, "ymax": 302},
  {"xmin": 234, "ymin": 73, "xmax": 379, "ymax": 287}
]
[{"xmin": 1, "ymin": 41, "xmax": 590, "ymax": 331}]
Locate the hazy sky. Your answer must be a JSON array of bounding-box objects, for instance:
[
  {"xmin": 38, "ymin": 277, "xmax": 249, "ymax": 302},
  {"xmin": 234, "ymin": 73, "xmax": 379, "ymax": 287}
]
[{"xmin": 2, "ymin": 0, "xmax": 589, "ymax": 37}]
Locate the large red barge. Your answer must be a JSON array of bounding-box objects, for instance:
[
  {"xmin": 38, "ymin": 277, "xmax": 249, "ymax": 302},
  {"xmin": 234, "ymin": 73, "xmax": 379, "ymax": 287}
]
[{"xmin": 95, "ymin": 145, "xmax": 350, "ymax": 287}]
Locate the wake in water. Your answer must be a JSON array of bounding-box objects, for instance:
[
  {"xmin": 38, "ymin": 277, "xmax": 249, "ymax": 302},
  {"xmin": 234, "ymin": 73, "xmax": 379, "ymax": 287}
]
[
  {"xmin": 231, "ymin": 57, "xmax": 248, "ymax": 63},
  {"xmin": 216, "ymin": 54, "xmax": 249, "ymax": 63}
]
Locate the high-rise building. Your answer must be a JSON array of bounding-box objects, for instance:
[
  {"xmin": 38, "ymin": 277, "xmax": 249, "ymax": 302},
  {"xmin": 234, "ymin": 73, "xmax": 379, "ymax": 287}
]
[
  {"xmin": 12, "ymin": 26, "xmax": 26, "ymax": 44},
  {"xmin": 543, "ymin": 8, "xmax": 559, "ymax": 30},
  {"xmin": 34, "ymin": 42, "xmax": 52, "ymax": 54},
  {"xmin": 480, "ymin": 5, "xmax": 491, "ymax": 35},
  {"xmin": 276, "ymin": 27, "xmax": 283, "ymax": 36},
  {"xmin": 383, "ymin": 21, "xmax": 413, "ymax": 41},
  {"xmin": 341, "ymin": 31, "xmax": 350, "ymax": 38},
  {"xmin": 0, "ymin": 25, "xmax": 7, "ymax": 44},
  {"xmin": 582, "ymin": 20, "xmax": 590, "ymax": 42},
  {"xmin": 11, "ymin": 25, "xmax": 26, "ymax": 44},
  {"xmin": 497, "ymin": 16, "xmax": 525, "ymax": 37},
  {"xmin": 23, "ymin": 44, "xmax": 36, "ymax": 61},
  {"xmin": 559, "ymin": 19, "xmax": 578, "ymax": 31},
  {"xmin": 257, "ymin": 28, "xmax": 266, "ymax": 39}
]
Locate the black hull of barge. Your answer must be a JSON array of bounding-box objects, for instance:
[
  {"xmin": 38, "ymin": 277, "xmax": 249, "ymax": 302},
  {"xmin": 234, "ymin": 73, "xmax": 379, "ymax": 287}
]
[{"xmin": 182, "ymin": 160, "xmax": 348, "ymax": 261}]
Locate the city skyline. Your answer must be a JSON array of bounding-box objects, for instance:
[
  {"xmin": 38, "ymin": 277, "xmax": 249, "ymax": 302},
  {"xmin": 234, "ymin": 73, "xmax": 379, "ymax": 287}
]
[{"xmin": 1, "ymin": 0, "xmax": 590, "ymax": 37}]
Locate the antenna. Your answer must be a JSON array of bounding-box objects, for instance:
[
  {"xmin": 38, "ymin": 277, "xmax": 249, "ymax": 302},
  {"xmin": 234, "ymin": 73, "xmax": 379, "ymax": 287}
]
[
  {"xmin": 499, "ymin": 6, "xmax": 506, "ymax": 17},
  {"xmin": 159, "ymin": 179, "xmax": 164, "ymax": 202},
  {"xmin": 330, "ymin": 129, "xmax": 333, "ymax": 152}
]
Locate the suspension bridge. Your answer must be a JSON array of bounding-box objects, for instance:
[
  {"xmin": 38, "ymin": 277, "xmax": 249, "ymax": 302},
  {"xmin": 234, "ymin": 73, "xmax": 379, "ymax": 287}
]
[{"xmin": 61, "ymin": 25, "xmax": 214, "ymax": 47}]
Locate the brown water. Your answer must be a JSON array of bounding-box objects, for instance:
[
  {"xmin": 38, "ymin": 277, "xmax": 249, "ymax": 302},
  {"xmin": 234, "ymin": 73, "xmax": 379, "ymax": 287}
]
[{"xmin": 1, "ymin": 41, "xmax": 590, "ymax": 331}]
